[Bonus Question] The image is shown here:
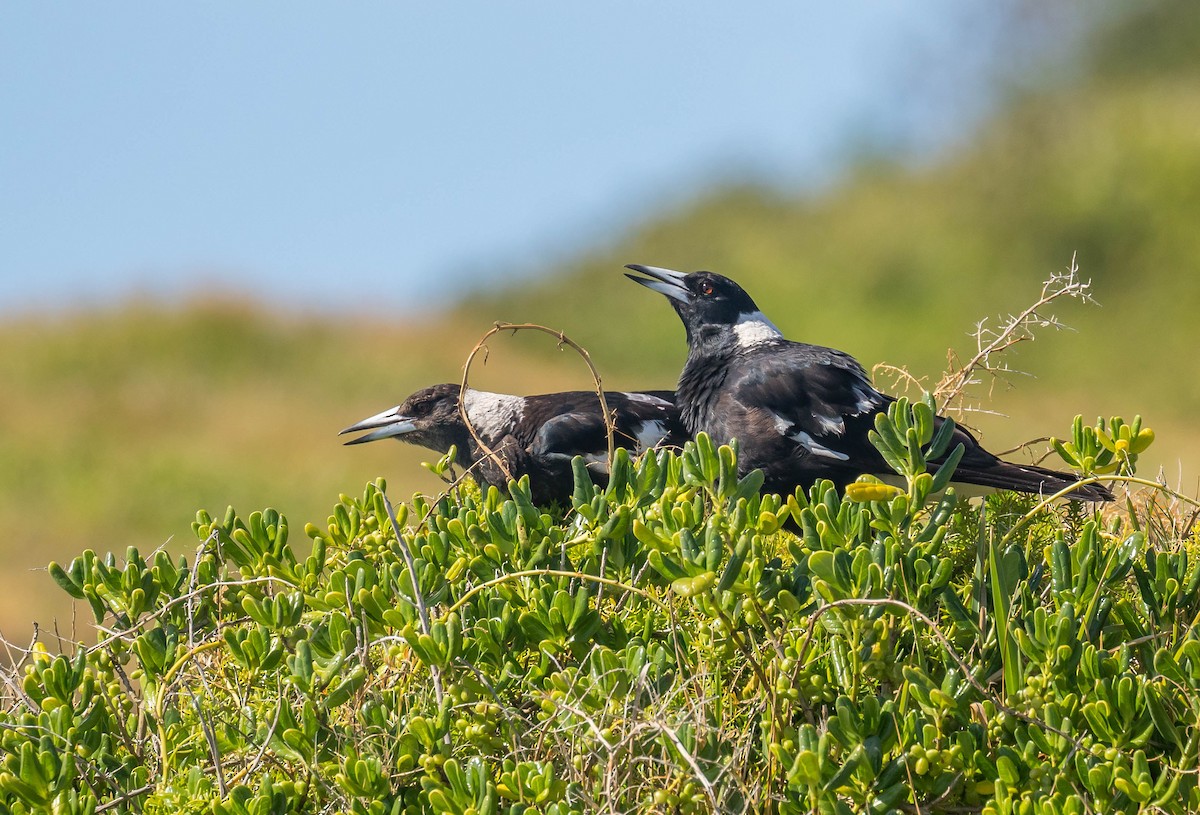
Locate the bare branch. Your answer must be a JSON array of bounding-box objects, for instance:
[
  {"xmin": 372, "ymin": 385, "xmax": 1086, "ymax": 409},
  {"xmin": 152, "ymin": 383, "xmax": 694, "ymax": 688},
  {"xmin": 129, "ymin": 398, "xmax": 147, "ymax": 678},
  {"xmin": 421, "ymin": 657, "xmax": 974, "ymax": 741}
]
[
  {"xmin": 935, "ymin": 254, "xmax": 1096, "ymax": 413},
  {"xmin": 458, "ymin": 322, "xmax": 615, "ymax": 482}
]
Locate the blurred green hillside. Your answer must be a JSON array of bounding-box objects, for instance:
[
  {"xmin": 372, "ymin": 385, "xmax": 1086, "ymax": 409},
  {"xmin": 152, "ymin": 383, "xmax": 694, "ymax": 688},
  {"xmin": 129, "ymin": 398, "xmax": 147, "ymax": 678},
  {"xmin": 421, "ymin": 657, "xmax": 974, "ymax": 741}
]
[
  {"xmin": 464, "ymin": 4, "xmax": 1200, "ymax": 410},
  {"xmin": 461, "ymin": 0, "xmax": 1200, "ymax": 472},
  {"xmin": 0, "ymin": 303, "xmax": 603, "ymax": 640},
  {"xmin": 4, "ymin": 1, "xmax": 1199, "ymax": 638}
]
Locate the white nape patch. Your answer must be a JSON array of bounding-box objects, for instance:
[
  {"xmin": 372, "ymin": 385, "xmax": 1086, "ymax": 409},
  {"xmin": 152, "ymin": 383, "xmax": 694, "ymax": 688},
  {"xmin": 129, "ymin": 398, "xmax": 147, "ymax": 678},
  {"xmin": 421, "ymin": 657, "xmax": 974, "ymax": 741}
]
[
  {"xmin": 462, "ymin": 390, "xmax": 525, "ymax": 442},
  {"xmin": 634, "ymin": 420, "xmax": 669, "ymax": 451},
  {"xmin": 733, "ymin": 311, "xmax": 783, "ymax": 348}
]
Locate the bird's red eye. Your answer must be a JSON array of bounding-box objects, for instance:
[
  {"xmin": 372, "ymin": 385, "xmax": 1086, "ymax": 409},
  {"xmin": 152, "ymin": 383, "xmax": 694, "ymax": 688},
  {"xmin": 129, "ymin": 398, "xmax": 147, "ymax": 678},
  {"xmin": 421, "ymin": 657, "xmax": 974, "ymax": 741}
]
[{"xmin": 699, "ymin": 282, "xmax": 714, "ymax": 296}]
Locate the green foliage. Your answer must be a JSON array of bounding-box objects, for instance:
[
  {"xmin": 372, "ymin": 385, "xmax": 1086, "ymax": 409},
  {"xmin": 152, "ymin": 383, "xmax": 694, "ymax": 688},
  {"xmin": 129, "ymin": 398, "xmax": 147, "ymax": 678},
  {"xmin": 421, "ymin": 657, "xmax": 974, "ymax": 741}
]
[
  {"xmin": 1051, "ymin": 415, "xmax": 1154, "ymax": 478},
  {"xmin": 4, "ymin": 403, "xmax": 1199, "ymax": 812},
  {"xmin": 7, "ymin": 1, "xmax": 1200, "ymax": 638}
]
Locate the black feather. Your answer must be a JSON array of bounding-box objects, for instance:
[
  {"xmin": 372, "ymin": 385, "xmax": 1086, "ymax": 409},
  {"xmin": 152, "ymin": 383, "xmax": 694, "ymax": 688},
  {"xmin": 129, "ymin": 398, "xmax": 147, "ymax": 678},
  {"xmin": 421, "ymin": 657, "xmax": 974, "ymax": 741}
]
[
  {"xmin": 341, "ymin": 385, "xmax": 688, "ymax": 505},
  {"xmin": 627, "ymin": 264, "xmax": 1113, "ymax": 502}
]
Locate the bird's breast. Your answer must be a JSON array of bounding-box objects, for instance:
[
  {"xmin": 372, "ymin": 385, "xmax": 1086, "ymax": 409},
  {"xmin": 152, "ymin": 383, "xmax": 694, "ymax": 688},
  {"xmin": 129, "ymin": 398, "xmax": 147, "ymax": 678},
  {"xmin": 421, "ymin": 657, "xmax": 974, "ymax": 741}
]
[{"xmin": 677, "ymin": 360, "xmax": 731, "ymax": 437}]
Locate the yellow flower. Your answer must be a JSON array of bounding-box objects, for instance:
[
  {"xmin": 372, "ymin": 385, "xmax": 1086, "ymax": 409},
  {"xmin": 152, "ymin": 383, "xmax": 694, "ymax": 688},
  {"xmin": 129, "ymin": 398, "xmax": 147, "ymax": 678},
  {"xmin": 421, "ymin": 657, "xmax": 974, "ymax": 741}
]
[{"xmin": 845, "ymin": 480, "xmax": 904, "ymax": 502}]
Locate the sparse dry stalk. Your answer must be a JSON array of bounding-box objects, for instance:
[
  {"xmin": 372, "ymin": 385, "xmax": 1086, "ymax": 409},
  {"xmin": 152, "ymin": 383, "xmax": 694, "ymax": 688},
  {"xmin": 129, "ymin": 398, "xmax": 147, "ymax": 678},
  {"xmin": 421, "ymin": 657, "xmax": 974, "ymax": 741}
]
[
  {"xmin": 875, "ymin": 254, "xmax": 1096, "ymax": 429},
  {"xmin": 936, "ymin": 254, "xmax": 1096, "ymax": 413}
]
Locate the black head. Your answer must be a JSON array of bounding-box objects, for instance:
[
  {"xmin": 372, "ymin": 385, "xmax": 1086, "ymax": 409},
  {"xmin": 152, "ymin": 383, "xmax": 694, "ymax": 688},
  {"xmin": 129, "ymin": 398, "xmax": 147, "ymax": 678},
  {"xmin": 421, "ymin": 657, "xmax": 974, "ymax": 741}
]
[
  {"xmin": 339, "ymin": 383, "xmax": 468, "ymax": 452},
  {"xmin": 625, "ymin": 265, "xmax": 777, "ymax": 344}
]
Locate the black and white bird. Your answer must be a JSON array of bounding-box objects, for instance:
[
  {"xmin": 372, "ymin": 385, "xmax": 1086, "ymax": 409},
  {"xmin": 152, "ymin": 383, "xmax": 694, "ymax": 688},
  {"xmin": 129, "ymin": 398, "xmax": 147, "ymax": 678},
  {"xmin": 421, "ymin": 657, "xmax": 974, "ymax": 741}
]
[
  {"xmin": 340, "ymin": 383, "xmax": 688, "ymax": 505},
  {"xmin": 626, "ymin": 264, "xmax": 1113, "ymax": 502}
]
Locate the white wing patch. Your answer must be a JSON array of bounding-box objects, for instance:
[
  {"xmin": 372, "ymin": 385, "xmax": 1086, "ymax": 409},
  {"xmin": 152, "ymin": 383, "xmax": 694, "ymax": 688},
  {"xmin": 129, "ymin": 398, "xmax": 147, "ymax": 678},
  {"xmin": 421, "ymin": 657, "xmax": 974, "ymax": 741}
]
[
  {"xmin": 462, "ymin": 390, "xmax": 526, "ymax": 442},
  {"xmin": 633, "ymin": 420, "xmax": 669, "ymax": 451},
  {"xmin": 772, "ymin": 412, "xmax": 849, "ymax": 461},
  {"xmin": 624, "ymin": 392, "xmax": 672, "ymax": 408},
  {"xmin": 796, "ymin": 431, "xmax": 850, "ymax": 461},
  {"xmin": 851, "ymin": 385, "xmax": 880, "ymax": 414},
  {"xmin": 814, "ymin": 413, "xmax": 846, "ymax": 435},
  {"xmin": 733, "ymin": 311, "xmax": 783, "ymax": 348}
]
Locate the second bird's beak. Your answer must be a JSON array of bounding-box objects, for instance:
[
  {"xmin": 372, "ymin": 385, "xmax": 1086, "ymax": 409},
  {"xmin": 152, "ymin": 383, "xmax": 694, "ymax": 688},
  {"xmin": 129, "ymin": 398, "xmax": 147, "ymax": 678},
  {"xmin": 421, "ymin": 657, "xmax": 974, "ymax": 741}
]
[
  {"xmin": 624, "ymin": 264, "xmax": 692, "ymax": 304},
  {"xmin": 338, "ymin": 407, "xmax": 418, "ymax": 445}
]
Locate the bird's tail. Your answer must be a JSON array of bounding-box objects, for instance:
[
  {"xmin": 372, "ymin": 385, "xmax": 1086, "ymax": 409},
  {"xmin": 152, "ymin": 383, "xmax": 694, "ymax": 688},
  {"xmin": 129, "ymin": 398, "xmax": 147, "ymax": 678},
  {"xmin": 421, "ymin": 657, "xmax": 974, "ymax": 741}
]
[{"xmin": 951, "ymin": 460, "xmax": 1113, "ymax": 502}]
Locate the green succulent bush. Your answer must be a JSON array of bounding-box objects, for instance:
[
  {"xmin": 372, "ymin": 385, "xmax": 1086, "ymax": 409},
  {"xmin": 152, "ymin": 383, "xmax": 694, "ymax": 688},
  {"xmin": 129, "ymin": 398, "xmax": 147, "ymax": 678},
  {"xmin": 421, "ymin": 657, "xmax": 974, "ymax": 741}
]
[{"xmin": 3, "ymin": 398, "xmax": 1198, "ymax": 814}]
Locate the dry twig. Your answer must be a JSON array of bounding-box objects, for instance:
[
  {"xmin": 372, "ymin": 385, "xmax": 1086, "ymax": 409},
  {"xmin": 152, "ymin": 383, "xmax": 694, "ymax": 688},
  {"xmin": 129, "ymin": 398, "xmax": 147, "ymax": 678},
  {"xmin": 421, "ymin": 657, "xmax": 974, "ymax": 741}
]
[
  {"xmin": 935, "ymin": 254, "xmax": 1095, "ymax": 413},
  {"xmin": 458, "ymin": 322, "xmax": 616, "ymax": 481}
]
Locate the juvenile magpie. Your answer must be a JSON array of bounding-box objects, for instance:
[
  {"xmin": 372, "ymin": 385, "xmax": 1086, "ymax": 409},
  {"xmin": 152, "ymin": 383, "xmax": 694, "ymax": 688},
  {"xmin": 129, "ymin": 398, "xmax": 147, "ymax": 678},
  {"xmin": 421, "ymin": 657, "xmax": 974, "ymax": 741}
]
[
  {"xmin": 625, "ymin": 264, "xmax": 1113, "ymax": 502},
  {"xmin": 340, "ymin": 383, "xmax": 688, "ymax": 504}
]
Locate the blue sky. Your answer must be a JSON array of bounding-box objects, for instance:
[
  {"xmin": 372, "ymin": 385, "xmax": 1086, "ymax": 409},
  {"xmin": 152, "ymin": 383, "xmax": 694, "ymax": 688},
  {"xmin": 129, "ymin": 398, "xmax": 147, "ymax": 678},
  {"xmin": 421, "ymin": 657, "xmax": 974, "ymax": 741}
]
[{"xmin": 2, "ymin": 3, "xmax": 999, "ymax": 314}]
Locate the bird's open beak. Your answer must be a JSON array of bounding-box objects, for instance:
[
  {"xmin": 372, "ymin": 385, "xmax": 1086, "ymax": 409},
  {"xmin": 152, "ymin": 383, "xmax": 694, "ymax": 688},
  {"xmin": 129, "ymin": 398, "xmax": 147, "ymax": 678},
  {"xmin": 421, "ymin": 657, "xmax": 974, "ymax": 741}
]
[
  {"xmin": 339, "ymin": 407, "xmax": 418, "ymax": 445},
  {"xmin": 624, "ymin": 264, "xmax": 691, "ymax": 304}
]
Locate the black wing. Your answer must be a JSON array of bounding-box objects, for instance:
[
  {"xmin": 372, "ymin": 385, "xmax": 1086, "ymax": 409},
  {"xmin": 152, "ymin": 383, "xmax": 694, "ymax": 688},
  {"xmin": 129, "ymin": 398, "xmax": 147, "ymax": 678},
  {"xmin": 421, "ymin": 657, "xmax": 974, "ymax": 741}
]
[
  {"xmin": 721, "ymin": 343, "xmax": 892, "ymax": 482},
  {"xmin": 526, "ymin": 390, "xmax": 686, "ymax": 467},
  {"xmin": 729, "ymin": 343, "xmax": 1110, "ymax": 501}
]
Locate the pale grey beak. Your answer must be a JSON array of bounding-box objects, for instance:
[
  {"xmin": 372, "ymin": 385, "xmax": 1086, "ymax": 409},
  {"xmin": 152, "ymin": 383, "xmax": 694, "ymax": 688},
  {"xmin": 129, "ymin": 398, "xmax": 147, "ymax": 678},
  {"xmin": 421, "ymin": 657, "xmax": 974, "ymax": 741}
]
[
  {"xmin": 339, "ymin": 407, "xmax": 418, "ymax": 445},
  {"xmin": 624, "ymin": 264, "xmax": 692, "ymax": 304}
]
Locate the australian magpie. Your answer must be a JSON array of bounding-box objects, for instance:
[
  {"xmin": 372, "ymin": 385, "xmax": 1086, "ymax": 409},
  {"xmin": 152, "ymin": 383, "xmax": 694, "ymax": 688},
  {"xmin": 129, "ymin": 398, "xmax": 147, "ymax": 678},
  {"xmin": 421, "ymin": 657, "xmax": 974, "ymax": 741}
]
[
  {"xmin": 625, "ymin": 264, "xmax": 1113, "ymax": 502},
  {"xmin": 340, "ymin": 383, "xmax": 688, "ymax": 504}
]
